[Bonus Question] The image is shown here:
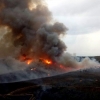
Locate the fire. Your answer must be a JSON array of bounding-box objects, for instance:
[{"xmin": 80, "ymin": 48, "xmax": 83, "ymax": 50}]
[
  {"xmin": 27, "ymin": 59, "xmax": 33, "ymax": 65},
  {"xmin": 43, "ymin": 59, "xmax": 52, "ymax": 65},
  {"xmin": 39, "ymin": 58, "xmax": 53, "ymax": 65},
  {"xmin": 26, "ymin": 59, "xmax": 52, "ymax": 65},
  {"xmin": 19, "ymin": 55, "xmax": 33, "ymax": 65},
  {"xmin": 19, "ymin": 55, "xmax": 53, "ymax": 65},
  {"xmin": 19, "ymin": 55, "xmax": 68, "ymax": 71}
]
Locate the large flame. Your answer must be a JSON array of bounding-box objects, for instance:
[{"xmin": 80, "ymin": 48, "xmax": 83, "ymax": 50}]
[
  {"xmin": 19, "ymin": 55, "xmax": 67, "ymax": 72},
  {"xmin": 19, "ymin": 55, "xmax": 53, "ymax": 65},
  {"xmin": 26, "ymin": 58, "xmax": 52, "ymax": 65}
]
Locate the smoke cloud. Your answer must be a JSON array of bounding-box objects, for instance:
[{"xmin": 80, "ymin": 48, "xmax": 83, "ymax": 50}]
[
  {"xmin": 0, "ymin": 0, "xmax": 99, "ymax": 83},
  {"xmin": 0, "ymin": 0, "xmax": 67, "ymax": 61}
]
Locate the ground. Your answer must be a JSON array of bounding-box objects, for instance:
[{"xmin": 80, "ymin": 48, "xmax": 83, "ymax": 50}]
[{"xmin": 0, "ymin": 68, "xmax": 100, "ymax": 100}]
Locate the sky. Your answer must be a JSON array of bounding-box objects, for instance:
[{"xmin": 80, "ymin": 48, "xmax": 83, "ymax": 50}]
[{"xmin": 46, "ymin": 0, "xmax": 100, "ymax": 56}]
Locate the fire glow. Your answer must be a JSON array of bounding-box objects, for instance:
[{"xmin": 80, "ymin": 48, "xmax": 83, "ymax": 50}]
[
  {"xmin": 19, "ymin": 55, "xmax": 53, "ymax": 65},
  {"xmin": 19, "ymin": 55, "xmax": 67, "ymax": 71},
  {"xmin": 27, "ymin": 59, "xmax": 33, "ymax": 65},
  {"xmin": 43, "ymin": 59, "xmax": 52, "ymax": 65},
  {"xmin": 19, "ymin": 55, "xmax": 33, "ymax": 65},
  {"xmin": 26, "ymin": 59, "xmax": 52, "ymax": 65}
]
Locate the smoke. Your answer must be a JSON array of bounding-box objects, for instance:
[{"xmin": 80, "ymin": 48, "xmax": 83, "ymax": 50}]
[
  {"xmin": 0, "ymin": 57, "xmax": 27, "ymax": 74},
  {"xmin": 0, "ymin": 56, "xmax": 99, "ymax": 83},
  {"xmin": 78, "ymin": 57, "xmax": 100, "ymax": 69},
  {"xmin": 0, "ymin": 0, "xmax": 67, "ymax": 60},
  {"xmin": 57, "ymin": 53, "xmax": 78, "ymax": 68},
  {"xmin": 0, "ymin": 0, "xmax": 99, "ymax": 83}
]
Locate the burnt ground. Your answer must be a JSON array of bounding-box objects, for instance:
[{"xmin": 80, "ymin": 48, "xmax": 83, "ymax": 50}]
[{"xmin": 0, "ymin": 69, "xmax": 100, "ymax": 100}]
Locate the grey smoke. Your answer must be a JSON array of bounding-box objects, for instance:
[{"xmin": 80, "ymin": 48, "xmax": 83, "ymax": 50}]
[
  {"xmin": 0, "ymin": 0, "xmax": 67, "ymax": 61},
  {"xmin": 0, "ymin": 0, "xmax": 99, "ymax": 83}
]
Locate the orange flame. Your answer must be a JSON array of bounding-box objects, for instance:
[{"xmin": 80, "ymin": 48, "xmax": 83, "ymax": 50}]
[
  {"xmin": 19, "ymin": 55, "xmax": 68, "ymax": 71},
  {"xmin": 43, "ymin": 59, "xmax": 52, "ymax": 65},
  {"xmin": 19, "ymin": 55, "xmax": 33, "ymax": 65},
  {"xmin": 27, "ymin": 59, "xmax": 33, "ymax": 65},
  {"xmin": 19, "ymin": 55, "xmax": 53, "ymax": 65}
]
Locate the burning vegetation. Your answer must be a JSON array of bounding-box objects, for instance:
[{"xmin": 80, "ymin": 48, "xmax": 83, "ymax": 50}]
[
  {"xmin": 19, "ymin": 54, "xmax": 53, "ymax": 65},
  {"xmin": 0, "ymin": 0, "xmax": 80, "ymax": 77},
  {"xmin": 0, "ymin": 0, "xmax": 99, "ymax": 83}
]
